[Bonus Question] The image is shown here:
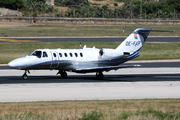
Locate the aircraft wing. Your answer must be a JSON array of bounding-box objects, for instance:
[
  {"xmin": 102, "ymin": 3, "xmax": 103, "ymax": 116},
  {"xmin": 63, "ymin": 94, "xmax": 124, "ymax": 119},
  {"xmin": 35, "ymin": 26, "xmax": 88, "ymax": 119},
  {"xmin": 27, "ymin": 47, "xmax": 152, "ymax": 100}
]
[{"xmin": 75, "ymin": 64, "xmax": 140, "ymax": 73}]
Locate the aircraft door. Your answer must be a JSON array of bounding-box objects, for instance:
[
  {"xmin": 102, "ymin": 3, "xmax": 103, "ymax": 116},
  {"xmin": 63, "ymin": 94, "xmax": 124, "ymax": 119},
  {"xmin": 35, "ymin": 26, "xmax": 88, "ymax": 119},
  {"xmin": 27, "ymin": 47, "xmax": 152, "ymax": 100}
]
[{"xmin": 50, "ymin": 51, "xmax": 59, "ymax": 68}]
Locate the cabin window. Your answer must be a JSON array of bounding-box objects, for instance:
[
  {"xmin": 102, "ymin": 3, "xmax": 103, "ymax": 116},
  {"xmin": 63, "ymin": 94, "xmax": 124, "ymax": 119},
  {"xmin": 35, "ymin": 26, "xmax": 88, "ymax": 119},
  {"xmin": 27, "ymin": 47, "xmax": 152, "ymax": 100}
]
[
  {"xmin": 64, "ymin": 53, "xmax": 67, "ymax": 57},
  {"xmin": 70, "ymin": 53, "xmax": 73, "ymax": 57},
  {"xmin": 80, "ymin": 53, "xmax": 83, "ymax": 57},
  {"xmin": 43, "ymin": 52, "xmax": 48, "ymax": 57},
  {"xmin": 59, "ymin": 53, "xmax": 62, "ymax": 57},
  {"xmin": 53, "ymin": 53, "xmax": 57, "ymax": 57},
  {"xmin": 29, "ymin": 51, "xmax": 42, "ymax": 58},
  {"xmin": 75, "ymin": 53, "xmax": 78, "ymax": 57}
]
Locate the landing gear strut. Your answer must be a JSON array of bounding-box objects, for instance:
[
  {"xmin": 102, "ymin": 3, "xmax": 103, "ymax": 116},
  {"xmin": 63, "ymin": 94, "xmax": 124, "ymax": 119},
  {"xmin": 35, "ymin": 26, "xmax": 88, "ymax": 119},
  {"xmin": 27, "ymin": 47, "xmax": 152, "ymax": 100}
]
[
  {"xmin": 96, "ymin": 72, "xmax": 104, "ymax": 80},
  {"xmin": 57, "ymin": 70, "xmax": 67, "ymax": 78},
  {"xmin": 22, "ymin": 70, "xmax": 30, "ymax": 80}
]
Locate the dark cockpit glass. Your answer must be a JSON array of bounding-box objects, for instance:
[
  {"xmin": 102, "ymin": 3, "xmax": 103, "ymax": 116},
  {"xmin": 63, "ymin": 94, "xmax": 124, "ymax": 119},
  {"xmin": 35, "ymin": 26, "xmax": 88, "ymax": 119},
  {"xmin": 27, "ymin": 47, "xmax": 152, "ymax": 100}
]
[{"xmin": 28, "ymin": 51, "xmax": 42, "ymax": 58}]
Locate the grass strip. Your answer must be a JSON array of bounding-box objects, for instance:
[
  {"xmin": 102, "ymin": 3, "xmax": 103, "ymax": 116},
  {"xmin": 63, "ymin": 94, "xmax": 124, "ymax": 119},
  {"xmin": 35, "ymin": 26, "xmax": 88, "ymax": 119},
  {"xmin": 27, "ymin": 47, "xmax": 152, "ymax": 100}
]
[
  {"xmin": 0, "ymin": 24, "xmax": 179, "ymax": 37},
  {"xmin": 0, "ymin": 42, "xmax": 180, "ymax": 64},
  {"xmin": 0, "ymin": 99, "xmax": 180, "ymax": 120}
]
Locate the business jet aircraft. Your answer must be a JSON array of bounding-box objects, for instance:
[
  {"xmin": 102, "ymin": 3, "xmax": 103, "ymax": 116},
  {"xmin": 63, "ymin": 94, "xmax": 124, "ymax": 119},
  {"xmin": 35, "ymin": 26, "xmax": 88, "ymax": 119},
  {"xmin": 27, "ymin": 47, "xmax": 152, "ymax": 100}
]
[{"xmin": 8, "ymin": 28, "xmax": 172, "ymax": 80}]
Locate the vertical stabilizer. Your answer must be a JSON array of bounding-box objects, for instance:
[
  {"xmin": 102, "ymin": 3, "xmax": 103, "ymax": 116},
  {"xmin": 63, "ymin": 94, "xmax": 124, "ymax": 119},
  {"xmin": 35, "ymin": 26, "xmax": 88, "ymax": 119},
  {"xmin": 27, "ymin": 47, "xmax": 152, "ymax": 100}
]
[{"xmin": 116, "ymin": 28, "xmax": 152, "ymax": 53}]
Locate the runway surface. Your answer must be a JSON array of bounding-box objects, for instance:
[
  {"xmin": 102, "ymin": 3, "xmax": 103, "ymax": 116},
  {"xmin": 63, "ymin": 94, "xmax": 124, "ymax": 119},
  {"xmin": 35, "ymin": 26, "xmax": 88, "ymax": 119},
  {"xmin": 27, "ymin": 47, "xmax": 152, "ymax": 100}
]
[
  {"xmin": 1, "ymin": 60, "xmax": 180, "ymax": 102},
  {"xmin": 0, "ymin": 36, "xmax": 180, "ymax": 43}
]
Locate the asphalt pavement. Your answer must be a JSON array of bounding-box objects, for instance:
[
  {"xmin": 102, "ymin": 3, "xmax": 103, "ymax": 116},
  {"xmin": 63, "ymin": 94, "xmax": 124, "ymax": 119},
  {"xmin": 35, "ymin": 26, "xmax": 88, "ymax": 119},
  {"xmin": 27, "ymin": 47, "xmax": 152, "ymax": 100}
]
[{"xmin": 0, "ymin": 36, "xmax": 180, "ymax": 43}]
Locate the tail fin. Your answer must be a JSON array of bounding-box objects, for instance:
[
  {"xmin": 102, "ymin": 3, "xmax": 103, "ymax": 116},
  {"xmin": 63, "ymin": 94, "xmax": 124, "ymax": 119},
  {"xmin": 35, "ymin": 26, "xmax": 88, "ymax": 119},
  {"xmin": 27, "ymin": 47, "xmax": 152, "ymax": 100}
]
[
  {"xmin": 116, "ymin": 28, "xmax": 174, "ymax": 53},
  {"xmin": 116, "ymin": 28, "xmax": 152, "ymax": 53}
]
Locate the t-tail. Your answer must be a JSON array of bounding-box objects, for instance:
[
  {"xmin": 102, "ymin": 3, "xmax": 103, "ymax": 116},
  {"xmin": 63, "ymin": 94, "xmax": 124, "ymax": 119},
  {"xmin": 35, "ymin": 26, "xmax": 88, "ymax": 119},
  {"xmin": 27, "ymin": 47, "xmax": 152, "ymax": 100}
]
[
  {"xmin": 116, "ymin": 28, "xmax": 174, "ymax": 57},
  {"xmin": 116, "ymin": 28, "xmax": 152, "ymax": 54},
  {"xmin": 99, "ymin": 28, "xmax": 173, "ymax": 60}
]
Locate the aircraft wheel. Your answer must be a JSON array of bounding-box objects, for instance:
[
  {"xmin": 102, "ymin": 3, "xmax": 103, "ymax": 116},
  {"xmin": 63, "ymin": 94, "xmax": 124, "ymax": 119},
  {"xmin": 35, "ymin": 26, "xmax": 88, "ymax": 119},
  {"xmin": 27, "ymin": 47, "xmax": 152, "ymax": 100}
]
[
  {"xmin": 61, "ymin": 71, "xmax": 67, "ymax": 78},
  {"xmin": 96, "ymin": 72, "xmax": 104, "ymax": 80},
  {"xmin": 22, "ymin": 73, "xmax": 28, "ymax": 80}
]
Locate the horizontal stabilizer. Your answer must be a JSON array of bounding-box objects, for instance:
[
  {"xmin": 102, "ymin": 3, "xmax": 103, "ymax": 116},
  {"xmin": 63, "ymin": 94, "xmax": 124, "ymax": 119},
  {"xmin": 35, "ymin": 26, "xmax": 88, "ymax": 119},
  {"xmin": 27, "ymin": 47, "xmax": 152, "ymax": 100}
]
[
  {"xmin": 127, "ymin": 29, "xmax": 175, "ymax": 32},
  {"xmin": 141, "ymin": 30, "xmax": 175, "ymax": 32}
]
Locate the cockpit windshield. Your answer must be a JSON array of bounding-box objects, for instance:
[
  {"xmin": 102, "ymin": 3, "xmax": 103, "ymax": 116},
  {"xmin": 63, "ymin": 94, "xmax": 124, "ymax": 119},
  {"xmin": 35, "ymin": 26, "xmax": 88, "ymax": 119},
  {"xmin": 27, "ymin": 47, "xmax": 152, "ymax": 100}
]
[{"xmin": 28, "ymin": 51, "xmax": 42, "ymax": 58}]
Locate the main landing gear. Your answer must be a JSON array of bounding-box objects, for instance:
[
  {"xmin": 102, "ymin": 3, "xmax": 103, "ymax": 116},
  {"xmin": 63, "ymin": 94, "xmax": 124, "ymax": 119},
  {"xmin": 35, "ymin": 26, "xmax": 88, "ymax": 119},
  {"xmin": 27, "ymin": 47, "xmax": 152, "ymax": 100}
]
[
  {"xmin": 57, "ymin": 71, "xmax": 104, "ymax": 79},
  {"xmin": 21, "ymin": 70, "xmax": 103, "ymax": 80},
  {"xmin": 96, "ymin": 72, "xmax": 104, "ymax": 80},
  {"xmin": 22, "ymin": 70, "xmax": 30, "ymax": 80},
  {"xmin": 57, "ymin": 70, "xmax": 67, "ymax": 78}
]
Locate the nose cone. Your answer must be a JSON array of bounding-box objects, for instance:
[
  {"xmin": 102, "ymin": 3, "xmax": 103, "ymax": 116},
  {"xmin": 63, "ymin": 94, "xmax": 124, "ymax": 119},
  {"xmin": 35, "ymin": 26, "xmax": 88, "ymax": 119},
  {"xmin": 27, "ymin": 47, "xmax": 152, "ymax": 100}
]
[
  {"xmin": 8, "ymin": 59, "xmax": 22, "ymax": 69},
  {"xmin": 8, "ymin": 61, "xmax": 15, "ymax": 68},
  {"xmin": 8, "ymin": 57, "xmax": 30, "ymax": 69}
]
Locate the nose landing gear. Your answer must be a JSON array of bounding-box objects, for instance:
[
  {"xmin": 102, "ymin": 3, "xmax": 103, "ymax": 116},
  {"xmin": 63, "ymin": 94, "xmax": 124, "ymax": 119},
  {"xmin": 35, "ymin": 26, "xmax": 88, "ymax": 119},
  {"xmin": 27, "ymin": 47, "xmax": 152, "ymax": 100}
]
[{"xmin": 22, "ymin": 70, "xmax": 30, "ymax": 80}]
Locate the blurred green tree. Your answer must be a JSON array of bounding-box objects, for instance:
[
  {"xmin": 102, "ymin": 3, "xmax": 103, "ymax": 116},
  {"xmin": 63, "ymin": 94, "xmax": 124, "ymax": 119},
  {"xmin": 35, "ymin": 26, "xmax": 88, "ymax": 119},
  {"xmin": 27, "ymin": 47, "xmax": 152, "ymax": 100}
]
[{"xmin": 0, "ymin": 0, "xmax": 24, "ymax": 10}]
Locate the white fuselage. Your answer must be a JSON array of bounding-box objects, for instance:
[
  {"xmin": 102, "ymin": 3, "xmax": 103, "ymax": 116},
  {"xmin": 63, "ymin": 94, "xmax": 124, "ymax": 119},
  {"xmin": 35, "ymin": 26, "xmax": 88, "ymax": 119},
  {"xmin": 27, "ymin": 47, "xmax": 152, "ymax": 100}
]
[{"xmin": 8, "ymin": 47, "xmax": 139, "ymax": 73}]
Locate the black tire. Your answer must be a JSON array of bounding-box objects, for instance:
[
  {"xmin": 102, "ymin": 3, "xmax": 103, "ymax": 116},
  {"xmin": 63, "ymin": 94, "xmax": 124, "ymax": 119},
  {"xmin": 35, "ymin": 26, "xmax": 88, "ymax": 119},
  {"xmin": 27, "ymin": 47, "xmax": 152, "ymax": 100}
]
[
  {"xmin": 61, "ymin": 71, "xmax": 67, "ymax": 78},
  {"xmin": 22, "ymin": 74, "xmax": 28, "ymax": 80},
  {"xmin": 96, "ymin": 72, "xmax": 104, "ymax": 80}
]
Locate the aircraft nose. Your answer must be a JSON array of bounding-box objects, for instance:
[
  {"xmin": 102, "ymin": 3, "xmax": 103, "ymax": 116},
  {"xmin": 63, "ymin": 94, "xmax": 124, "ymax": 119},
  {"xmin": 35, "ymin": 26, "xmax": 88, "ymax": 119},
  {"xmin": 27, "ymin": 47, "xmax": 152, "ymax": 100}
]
[
  {"xmin": 8, "ymin": 57, "xmax": 36, "ymax": 69},
  {"xmin": 8, "ymin": 60, "xmax": 19, "ymax": 69},
  {"xmin": 8, "ymin": 57, "xmax": 26, "ymax": 69}
]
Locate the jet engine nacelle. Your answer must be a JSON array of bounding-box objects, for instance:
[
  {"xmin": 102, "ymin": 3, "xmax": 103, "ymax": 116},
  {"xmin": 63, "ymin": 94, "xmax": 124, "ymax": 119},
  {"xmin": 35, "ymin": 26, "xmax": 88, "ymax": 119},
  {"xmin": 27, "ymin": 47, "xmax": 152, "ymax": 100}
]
[{"xmin": 99, "ymin": 49, "xmax": 130, "ymax": 59}]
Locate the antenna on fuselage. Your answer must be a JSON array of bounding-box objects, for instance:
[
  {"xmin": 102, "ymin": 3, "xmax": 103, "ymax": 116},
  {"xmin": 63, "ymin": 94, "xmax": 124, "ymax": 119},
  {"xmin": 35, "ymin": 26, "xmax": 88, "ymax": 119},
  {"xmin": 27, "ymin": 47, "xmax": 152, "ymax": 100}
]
[{"xmin": 80, "ymin": 43, "xmax": 81, "ymax": 47}]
